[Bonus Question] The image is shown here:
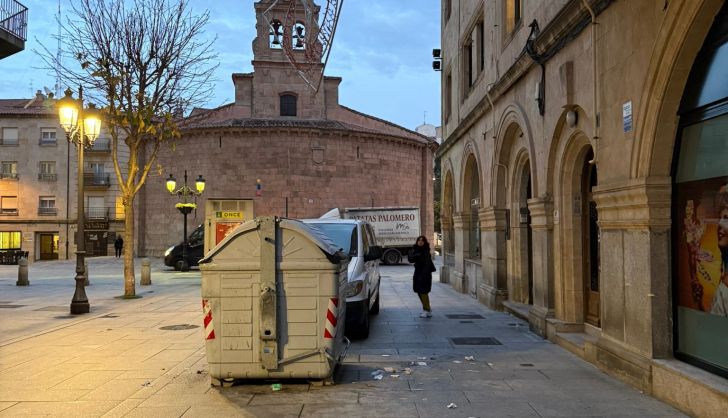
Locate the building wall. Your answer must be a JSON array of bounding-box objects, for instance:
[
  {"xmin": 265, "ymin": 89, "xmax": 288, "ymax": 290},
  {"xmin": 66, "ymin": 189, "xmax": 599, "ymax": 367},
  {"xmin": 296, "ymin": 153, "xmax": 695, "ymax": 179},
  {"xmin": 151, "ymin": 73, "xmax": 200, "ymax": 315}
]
[
  {"xmin": 0, "ymin": 95, "xmax": 128, "ymax": 262},
  {"xmin": 438, "ymin": 0, "xmax": 727, "ymax": 416},
  {"xmin": 138, "ymin": 129, "xmax": 433, "ymax": 256}
]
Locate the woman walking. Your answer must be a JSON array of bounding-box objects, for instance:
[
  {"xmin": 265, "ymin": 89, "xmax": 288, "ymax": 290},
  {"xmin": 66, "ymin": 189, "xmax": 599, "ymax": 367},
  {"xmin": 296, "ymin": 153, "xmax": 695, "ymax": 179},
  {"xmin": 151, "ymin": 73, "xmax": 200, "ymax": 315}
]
[{"xmin": 409, "ymin": 235, "xmax": 435, "ymax": 318}]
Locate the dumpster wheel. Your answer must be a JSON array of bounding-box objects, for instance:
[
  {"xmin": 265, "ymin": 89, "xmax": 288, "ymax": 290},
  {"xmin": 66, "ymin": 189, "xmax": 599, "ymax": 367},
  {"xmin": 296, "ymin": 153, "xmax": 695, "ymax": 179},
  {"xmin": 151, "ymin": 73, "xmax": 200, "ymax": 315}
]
[{"xmin": 211, "ymin": 377, "xmax": 235, "ymax": 388}]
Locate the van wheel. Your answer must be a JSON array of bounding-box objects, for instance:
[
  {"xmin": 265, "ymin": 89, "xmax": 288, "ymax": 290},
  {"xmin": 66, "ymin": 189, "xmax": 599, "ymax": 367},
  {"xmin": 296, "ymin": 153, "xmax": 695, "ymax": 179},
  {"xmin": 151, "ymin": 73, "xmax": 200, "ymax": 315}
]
[
  {"xmin": 370, "ymin": 292, "xmax": 380, "ymax": 315},
  {"xmin": 383, "ymin": 249, "xmax": 401, "ymax": 265},
  {"xmin": 347, "ymin": 304, "xmax": 370, "ymax": 340}
]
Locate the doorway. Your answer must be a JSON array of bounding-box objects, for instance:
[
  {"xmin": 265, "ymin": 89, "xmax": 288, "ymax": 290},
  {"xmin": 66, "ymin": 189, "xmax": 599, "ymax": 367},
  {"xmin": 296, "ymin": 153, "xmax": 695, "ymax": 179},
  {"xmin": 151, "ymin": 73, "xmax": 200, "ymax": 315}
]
[
  {"xmin": 582, "ymin": 150, "xmax": 600, "ymax": 327},
  {"xmin": 39, "ymin": 233, "xmax": 59, "ymax": 260}
]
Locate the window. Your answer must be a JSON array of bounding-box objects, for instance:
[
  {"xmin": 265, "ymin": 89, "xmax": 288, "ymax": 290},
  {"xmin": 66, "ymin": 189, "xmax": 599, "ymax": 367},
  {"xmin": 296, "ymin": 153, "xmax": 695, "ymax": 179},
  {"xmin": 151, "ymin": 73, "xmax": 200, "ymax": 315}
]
[
  {"xmin": 1, "ymin": 127, "xmax": 18, "ymax": 145},
  {"xmin": 0, "ymin": 196, "xmax": 18, "ymax": 215},
  {"xmin": 445, "ymin": 0, "xmax": 451, "ymax": 21},
  {"xmin": 477, "ymin": 20, "xmax": 485, "ymax": 72},
  {"xmin": 463, "ymin": 39, "xmax": 474, "ymax": 91},
  {"xmin": 280, "ymin": 94, "xmax": 297, "ymax": 117},
  {"xmin": 505, "ymin": 0, "xmax": 522, "ymax": 38},
  {"xmin": 39, "ymin": 161, "xmax": 56, "ymax": 181},
  {"xmin": 40, "ymin": 128, "xmax": 57, "ymax": 145},
  {"xmin": 39, "ymin": 196, "xmax": 57, "ymax": 216},
  {"xmin": 292, "ymin": 22, "xmax": 305, "ymax": 50},
  {"xmin": 269, "ymin": 20, "xmax": 283, "ymax": 49},
  {"xmin": 0, "ymin": 231, "xmax": 21, "ymax": 249},
  {"xmin": 1, "ymin": 161, "xmax": 18, "ymax": 179},
  {"xmin": 445, "ymin": 72, "xmax": 452, "ymax": 123}
]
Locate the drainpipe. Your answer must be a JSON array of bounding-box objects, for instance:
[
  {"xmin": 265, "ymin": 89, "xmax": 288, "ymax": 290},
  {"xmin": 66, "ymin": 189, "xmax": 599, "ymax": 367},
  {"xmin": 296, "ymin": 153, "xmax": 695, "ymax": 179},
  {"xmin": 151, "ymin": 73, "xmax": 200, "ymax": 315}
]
[{"xmin": 581, "ymin": 0, "xmax": 599, "ymax": 164}]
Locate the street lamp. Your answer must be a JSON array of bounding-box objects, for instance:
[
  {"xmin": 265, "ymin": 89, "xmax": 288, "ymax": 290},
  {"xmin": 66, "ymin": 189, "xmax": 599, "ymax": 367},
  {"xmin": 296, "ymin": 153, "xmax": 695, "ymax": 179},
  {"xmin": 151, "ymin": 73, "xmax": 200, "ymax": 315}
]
[
  {"xmin": 58, "ymin": 87, "xmax": 101, "ymax": 314},
  {"xmin": 166, "ymin": 170, "xmax": 205, "ymax": 271}
]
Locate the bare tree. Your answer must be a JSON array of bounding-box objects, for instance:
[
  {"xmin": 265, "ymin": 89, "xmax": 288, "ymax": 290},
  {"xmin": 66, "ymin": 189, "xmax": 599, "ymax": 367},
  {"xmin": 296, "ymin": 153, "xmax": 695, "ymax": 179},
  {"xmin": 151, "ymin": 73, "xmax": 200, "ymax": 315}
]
[{"xmin": 40, "ymin": 0, "xmax": 217, "ymax": 297}]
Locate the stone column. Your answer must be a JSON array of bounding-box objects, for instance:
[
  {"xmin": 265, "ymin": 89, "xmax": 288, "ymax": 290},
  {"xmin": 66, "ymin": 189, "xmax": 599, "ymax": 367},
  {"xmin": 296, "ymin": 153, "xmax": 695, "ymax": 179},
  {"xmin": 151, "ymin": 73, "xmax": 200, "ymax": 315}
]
[
  {"xmin": 478, "ymin": 207, "xmax": 509, "ymax": 309},
  {"xmin": 527, "ymin": 197, "xmax": 555, "ymax": 336},
  {"xmin": 451, "ymin": 213, "xmax": 468, "ymax": 293}
]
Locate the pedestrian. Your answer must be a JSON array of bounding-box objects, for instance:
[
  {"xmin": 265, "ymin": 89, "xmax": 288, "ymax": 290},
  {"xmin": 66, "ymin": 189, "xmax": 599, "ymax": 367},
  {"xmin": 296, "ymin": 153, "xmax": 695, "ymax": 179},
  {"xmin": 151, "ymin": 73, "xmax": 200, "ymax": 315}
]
[
  {"xmin": 409, "ymin": 235, "xmax": 436, "ymax": 318},
  {"xmin": 114, "ymin": 235, "xmax": 124, "ymax": 258}
]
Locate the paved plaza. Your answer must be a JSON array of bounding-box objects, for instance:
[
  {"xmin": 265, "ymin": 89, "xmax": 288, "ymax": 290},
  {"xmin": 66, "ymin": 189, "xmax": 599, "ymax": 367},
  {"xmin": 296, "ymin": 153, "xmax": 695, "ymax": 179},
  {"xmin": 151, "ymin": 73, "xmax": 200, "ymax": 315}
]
[{"xmin": 0, "ymin": 257, "xmax": 686, "ymax": 417}]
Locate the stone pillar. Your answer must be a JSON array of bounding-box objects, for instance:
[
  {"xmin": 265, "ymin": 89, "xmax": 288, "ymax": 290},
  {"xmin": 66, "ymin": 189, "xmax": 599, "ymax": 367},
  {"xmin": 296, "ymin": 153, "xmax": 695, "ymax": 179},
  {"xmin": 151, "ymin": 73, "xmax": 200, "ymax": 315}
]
[
  {"xmin": 440, "ymin": 217, "xmax": 453, "ymax": 284},
  {"xmin": 527, "ymin": 197, "xmax": 555, "ymax": 336},
  {"xmin": 16, "ymin": 258, "xmax": 29, "ymax": 286},
  {"xmin": 591, "ymin": 177, "xmax": 672, "ymax": 390},
  {"xmin": 451, "ymin": 213, "xmax": 468, "ymax": 293},
  {"xmin": 478, "ymin": 207, "xmax": 509, "ymax": 309},
  {"xmin": 140, "ymin": 258, "xmax": 152, "ymax": 285}
]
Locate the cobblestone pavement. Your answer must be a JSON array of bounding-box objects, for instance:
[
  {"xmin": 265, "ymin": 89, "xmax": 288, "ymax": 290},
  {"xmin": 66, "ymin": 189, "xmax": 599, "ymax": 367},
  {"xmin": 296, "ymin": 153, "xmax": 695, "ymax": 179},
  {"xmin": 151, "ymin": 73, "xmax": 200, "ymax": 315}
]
[{"xmin": 0, "ymin": 257, "xmax": 686, "ymax": 417}]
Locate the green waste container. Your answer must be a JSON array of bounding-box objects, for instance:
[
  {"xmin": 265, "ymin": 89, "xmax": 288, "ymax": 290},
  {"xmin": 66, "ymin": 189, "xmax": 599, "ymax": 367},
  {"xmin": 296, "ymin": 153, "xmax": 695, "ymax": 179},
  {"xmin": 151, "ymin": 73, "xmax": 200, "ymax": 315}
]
[{"xmin": 199, "ymin": 217, "xmax": 350, "ymax": 386}]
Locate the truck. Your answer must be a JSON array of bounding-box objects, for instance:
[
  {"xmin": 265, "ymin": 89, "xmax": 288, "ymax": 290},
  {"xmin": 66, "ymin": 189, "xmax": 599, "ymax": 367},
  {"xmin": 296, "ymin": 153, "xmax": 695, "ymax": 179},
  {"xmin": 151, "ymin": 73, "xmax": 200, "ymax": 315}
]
[{"xmin": 343, "ymin": 206, "xmax": 421, "ymax": 265}]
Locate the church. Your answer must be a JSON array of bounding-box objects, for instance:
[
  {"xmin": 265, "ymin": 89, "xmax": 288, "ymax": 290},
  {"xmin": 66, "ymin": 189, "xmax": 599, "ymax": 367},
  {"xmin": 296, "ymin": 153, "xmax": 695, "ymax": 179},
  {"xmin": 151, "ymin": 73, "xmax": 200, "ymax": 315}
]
[{"xmin": 136, "ymin": 0, "xmax": 437, "ymax": 256}]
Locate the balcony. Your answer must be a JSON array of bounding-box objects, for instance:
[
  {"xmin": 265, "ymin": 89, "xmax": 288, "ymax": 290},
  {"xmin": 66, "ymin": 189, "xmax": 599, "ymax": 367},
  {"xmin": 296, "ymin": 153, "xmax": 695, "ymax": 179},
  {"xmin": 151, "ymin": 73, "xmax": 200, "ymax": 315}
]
[
  {"xmin": 87, "ymin": 138, "xmax": 111, "ymax": 153},
  {"xmin": 0, "ymin": 172, "xmax": 18, "ymax": 180},
  {"xmin": 86, "ymin": 206, "xmax": 123, "ymax": 221},
  {"xmin": 38, "ymin": 173, "xmax": 57, "ymax": 182},
  {"xmin": 0, "ymin": 1, "xmax": 27, "ymax": 59},
  {"xmin": 84, "ymin": 173, "xmax": 111, "ymax": 189},
  {"xmin": 38, "ymin": 207, "xmax": 58, "ymax": 216}
]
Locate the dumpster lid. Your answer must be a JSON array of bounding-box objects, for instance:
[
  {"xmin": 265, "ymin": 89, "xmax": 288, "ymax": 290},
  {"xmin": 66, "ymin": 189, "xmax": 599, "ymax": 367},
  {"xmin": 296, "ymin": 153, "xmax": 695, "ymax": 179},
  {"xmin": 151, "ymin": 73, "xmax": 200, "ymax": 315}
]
[{"xmin": 199, "ymin": 217, "xmax": 349, "ymax": 264}]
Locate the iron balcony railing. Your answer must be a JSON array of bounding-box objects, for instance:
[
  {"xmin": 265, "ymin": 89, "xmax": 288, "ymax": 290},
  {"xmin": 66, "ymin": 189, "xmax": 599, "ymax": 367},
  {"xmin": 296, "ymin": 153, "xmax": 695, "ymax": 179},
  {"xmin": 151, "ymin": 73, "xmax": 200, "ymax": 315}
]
[
  {"xmin": 83, "ymin": 173, "xmax": 111, "ymax": 187},
  {"xmin": 0, "ymin": 172, "xmax": 18, "ymax": 180},
  {"xmin": 0, "ymin": 0, "xmax": 27, "ymax": 41},
  {"xmin": 86, "ymin": 206, "xmax": 109, "ymax": 219},
  {"xmin": 88, "ymin": 138, "xmax": 111, "ymax": 153},
  {"xmin": 38, "ymin": 173, "xmax": 57, "ymax": 182},
  {"xmin": 38, "ymin": 207, "xmax": 58, "ymax": 216}
]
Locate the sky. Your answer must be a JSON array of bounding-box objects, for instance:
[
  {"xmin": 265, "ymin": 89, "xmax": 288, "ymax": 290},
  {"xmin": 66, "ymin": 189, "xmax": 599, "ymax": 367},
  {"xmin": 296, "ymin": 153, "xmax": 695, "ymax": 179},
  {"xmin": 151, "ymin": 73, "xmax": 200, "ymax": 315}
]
[{"xmin": 0, "ymin": 0, "xmax": 442, "ymax": 131}]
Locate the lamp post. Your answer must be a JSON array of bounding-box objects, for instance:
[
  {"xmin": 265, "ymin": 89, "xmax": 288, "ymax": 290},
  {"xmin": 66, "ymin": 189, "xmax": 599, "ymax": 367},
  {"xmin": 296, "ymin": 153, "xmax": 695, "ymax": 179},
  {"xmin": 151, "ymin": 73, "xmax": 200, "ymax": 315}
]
[
  {"xmin": 166, "ymin": 170, "xmax": 205, "ymax": 272},
  {"xmin": 57, "ymin": 87, "xmax": 101, "ymax": 314}
]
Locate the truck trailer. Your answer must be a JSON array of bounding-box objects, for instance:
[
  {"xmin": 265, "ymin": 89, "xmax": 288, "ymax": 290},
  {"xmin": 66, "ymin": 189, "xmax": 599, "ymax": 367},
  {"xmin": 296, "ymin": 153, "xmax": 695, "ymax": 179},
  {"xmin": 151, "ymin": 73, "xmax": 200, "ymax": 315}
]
[{"xmin": 343, "ymin": 207, "xmax": 421, "ymax": 265}]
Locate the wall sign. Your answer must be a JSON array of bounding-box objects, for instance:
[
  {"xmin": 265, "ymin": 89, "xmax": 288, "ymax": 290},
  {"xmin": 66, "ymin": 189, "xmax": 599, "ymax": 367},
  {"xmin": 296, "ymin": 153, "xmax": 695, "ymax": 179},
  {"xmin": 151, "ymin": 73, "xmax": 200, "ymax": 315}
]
[{"xmin": 623, "ymin": 101, "xmax": 633, "ymax": 133}]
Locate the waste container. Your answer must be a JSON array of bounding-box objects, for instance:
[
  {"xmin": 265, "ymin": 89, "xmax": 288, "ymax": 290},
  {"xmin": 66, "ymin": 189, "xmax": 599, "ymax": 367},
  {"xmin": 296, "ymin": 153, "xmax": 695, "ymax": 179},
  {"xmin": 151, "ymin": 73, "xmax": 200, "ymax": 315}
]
[{"xmin": 199, "ymin": 216, "xmax": 350, "ymax": 386}]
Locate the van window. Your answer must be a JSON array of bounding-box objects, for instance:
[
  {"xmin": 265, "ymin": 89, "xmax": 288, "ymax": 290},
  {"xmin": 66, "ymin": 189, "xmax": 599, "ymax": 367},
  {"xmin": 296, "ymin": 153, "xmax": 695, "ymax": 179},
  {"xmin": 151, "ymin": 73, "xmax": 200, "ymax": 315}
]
[
  {"xmin": 188, "ymin": 225, "xmax": 204, "ymax": 244},
  {"xmin": 313, "ymin": 223, "xmax": 357, "ymax": 256},
  {"xmin": 361, "ymin": 224, "xmax": 369, "ymax": 255},
  {"xmin": 366, "ymin": 224, "xmax": 377, "ymax": 246}
]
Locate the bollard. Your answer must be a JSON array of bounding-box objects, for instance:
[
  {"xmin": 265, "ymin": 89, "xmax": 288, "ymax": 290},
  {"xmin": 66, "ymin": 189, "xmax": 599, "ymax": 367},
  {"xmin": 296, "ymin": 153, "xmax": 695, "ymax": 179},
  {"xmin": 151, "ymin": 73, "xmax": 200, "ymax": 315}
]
[
  {"xmin": 16, "ymin": 258, "xmax": 29, "ymax": 286},
  {"xmin": 84, "ymin": 261, "xmax": 90, "ymax": 286},
  {"xmin": 140, "ymin": 258, "xmax": 152, "ymax": 285}
]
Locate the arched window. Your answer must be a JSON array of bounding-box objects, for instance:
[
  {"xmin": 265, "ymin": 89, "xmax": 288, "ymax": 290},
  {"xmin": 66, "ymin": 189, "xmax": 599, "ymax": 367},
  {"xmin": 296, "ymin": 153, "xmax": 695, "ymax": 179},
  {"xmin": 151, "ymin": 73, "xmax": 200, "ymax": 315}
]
[
  {"xmin": 269, "ymin": 20, "xmax": 283, "ymax": 49},
  {"xmin": 292, "ymin": 22, "xmax": 306, "ymax": 50},
  {"xmin": 280, "ymin": 94, "xmax": 297, "ymax": 117}
]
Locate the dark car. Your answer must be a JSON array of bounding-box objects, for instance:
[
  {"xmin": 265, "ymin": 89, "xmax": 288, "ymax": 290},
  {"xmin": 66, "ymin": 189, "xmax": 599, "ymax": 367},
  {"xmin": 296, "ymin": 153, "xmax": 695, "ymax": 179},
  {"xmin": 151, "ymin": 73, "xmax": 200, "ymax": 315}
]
[{"xmin": 163, "ymin": 225, "xmax": 204, "ymax": 271}]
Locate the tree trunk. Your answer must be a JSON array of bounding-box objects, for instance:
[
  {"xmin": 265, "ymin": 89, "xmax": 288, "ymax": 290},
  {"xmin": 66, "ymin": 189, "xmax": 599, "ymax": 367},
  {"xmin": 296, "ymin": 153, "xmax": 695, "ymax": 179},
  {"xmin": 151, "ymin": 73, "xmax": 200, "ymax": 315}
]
[{"xmin": 123, "ymin": 200, "xmax": 136, "ymax": 297}]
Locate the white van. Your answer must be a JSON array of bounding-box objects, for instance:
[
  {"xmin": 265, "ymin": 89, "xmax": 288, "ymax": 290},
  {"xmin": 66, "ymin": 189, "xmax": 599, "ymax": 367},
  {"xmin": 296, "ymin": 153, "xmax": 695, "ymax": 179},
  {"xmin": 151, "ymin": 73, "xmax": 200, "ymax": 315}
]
[{"xmin": 301, "ymin": 218, "xmax": 382, "ymax": 339}]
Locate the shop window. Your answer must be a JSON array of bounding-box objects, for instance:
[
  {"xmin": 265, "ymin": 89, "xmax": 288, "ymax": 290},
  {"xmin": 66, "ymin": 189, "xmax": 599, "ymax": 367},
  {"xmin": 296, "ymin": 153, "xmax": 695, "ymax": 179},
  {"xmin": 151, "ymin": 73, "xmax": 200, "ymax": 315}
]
[
  {"xmin": 280, "ymin": 94, "xmax": 297, "ymax": 117},
  {"xmin": 0, "ymin": 231, "xmax": 21, "ymax": 249}
]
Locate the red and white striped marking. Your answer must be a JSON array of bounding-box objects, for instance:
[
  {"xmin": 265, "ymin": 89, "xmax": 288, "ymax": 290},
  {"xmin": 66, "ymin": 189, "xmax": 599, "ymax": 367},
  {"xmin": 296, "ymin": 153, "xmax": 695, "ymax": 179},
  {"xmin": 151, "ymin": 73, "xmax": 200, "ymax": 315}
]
[
  {"xmin": 324, "ymin": 298, "xmax": 339, "ymax": 339},
  {"xmin": 202, "ymin": 299, "xmax": 215, "ymax": 340}
]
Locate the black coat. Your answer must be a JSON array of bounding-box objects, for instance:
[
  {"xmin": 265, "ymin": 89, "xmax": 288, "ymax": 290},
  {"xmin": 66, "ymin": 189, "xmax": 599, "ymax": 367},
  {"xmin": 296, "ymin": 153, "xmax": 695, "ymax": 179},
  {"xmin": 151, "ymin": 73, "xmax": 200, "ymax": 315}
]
[{"xmin": 410, "ymin": 244, "xmax": 433, "ymax": 294}]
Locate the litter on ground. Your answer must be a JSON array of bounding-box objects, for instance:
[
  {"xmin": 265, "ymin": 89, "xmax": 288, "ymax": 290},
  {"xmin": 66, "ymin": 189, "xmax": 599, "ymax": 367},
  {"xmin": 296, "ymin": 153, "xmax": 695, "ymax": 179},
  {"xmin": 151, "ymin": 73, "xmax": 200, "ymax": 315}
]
[{"xmin": 447, "ymin": 402, "xmax": 458, "ymax": 409}]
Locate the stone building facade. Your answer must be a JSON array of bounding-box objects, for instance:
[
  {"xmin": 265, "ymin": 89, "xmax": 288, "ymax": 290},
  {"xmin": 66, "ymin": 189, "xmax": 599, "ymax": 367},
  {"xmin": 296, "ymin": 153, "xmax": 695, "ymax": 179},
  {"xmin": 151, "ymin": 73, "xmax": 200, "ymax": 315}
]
[
  {"xmin": 136, "ymin": 0, "xmax": 436, "ymax": 256},
  {"xmin": 0, "ymin": 92, "xmax": 127, "ymax": 262},
  {"xmin": 437, "ymin": 0, "xmax": 727, "ymax": 416}
]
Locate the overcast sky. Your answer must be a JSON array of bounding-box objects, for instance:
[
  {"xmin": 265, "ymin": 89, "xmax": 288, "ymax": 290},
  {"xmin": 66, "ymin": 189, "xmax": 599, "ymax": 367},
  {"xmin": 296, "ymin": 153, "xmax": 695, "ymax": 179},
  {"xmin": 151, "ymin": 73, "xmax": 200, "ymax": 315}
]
[{"xmin": 0, "ymin": 0, "xmax": 441, "ymax": 131}]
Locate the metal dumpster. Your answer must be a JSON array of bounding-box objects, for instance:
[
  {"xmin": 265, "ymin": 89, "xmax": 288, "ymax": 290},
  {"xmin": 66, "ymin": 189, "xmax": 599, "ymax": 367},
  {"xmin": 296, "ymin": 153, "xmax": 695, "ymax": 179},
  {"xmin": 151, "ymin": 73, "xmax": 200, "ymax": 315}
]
[{"xmin": 199, "ymin": 216, "xmax": 350, "ymax": 386}]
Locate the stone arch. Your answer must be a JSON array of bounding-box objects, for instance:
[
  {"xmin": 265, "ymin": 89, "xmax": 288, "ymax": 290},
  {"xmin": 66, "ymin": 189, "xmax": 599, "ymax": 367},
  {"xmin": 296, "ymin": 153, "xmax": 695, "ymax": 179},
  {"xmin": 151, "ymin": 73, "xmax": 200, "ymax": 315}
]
[
  {"xmin": 506, "ymin": 147, "xmax": 535, "ymax": 304},
  {"xmin": 442, "ymin": 159, "xmax": 456, "ymax": 258},
  {"xmin": 551, "ymin": 130, "xmax": 594, "ymax": 323},
  {"xmin": 492, "ymin": 103, "xmax": 538, "ymax": 206},
  {"xmin": 631, "ymin": 0, "xmax": 723, "ymax": 178},
  {"xmin": 461, "ymin": 149, "xmax": 482, "ymax": 261},
  {"xmin": 546, "ymin": 106, "xmax": 591, "ymax": 198},
  {"xmin": 459, "ymin": 139, "xmax": 483, "ymax": 210}
]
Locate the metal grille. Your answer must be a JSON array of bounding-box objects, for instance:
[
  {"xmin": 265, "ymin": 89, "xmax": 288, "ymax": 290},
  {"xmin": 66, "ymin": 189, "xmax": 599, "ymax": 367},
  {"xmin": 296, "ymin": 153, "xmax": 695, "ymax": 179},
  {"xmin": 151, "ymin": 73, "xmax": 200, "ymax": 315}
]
[
  {"xmin": 159, "ymin": 324, "xmax": 199, "ymax": 331},
  {"xmin": 446, "ymin": 314, "xmax": 485, "ymax": 319},
  {"xmin": 450, "ymin": 337, "xmax": 502, "ymax": 346},
  {"xmin": 0, "ymin": 304, "xmax": 25, "ymax": 308},
  {"xmin": 34, "ymin": 306, "xmax": 67, "ymax": 311}
]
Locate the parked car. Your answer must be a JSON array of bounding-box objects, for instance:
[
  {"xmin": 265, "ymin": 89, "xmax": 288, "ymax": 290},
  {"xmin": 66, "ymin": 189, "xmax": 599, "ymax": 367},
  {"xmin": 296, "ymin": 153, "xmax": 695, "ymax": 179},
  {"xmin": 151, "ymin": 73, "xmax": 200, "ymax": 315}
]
[
  {"xmin": 164, "ymin": 224, "xmax": 204, "ymax": 271},
  {"xmin": 301, "ymin": 218, "xmax": 383, "ymax": 339}
]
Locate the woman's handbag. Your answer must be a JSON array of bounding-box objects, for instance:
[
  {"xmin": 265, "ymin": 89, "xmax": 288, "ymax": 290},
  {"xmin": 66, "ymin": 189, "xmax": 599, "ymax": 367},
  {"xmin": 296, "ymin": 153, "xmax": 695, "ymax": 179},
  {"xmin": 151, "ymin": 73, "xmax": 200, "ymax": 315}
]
[
  {"xmin": 429, "ymin": 259, "xmax": 437, "ymax": 272},
  {"xmin": 407, "ymin": 250, "xmax": 415, "ymax": 263}
]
